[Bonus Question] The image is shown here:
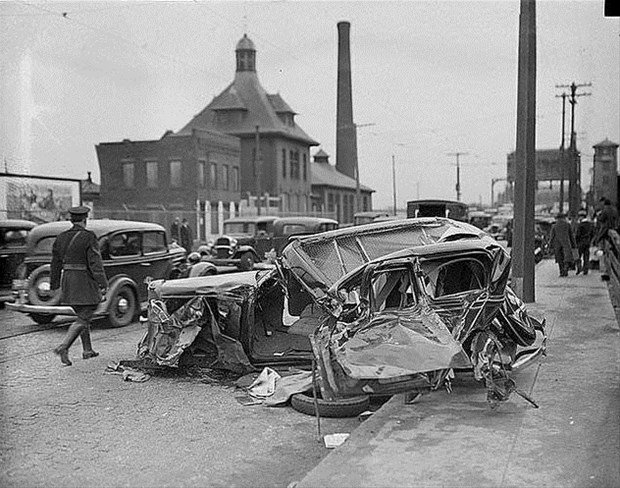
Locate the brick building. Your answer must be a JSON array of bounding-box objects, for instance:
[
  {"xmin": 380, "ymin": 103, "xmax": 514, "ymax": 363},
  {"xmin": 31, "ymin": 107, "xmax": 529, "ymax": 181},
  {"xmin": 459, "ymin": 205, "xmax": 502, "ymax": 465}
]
[
  {"xmin": 310, "ymin": 149, "xmax": 373, "ymax": 223},
  {"xmin": 96, "ymin": 129, "xmax": 241, "ymax": 212},
  {"xmin": 591, "ymin": 138, "xmax": 619, "ymax": 207},
  {"xmin": 178, "ymin": 34, "xmax": 318, "ymax": 214}
]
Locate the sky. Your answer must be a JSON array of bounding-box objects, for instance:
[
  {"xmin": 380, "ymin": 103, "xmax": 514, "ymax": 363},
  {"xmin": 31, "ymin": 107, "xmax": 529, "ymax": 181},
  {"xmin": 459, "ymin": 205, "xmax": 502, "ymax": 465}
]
[{"xmin": 1, "ymin": 0, "xmax": 618, "ymax": 210}]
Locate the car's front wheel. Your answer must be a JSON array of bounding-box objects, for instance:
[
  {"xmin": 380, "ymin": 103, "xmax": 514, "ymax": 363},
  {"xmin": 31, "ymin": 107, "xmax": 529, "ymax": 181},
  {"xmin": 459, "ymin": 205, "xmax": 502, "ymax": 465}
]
[
  {"xmin": 106, "ymin": 285, "xmax": 137, "ymax": 328},
  {"xmin": 290, "ymin": 392, "xmax": 370, "ymax": 418},
  {"xmin": 27, "ymin": 265, "xmax": 61, "ymax": 307},
  {"xmin": 238, "ymin": 252, "xmax": 255, "ymax": 271}
]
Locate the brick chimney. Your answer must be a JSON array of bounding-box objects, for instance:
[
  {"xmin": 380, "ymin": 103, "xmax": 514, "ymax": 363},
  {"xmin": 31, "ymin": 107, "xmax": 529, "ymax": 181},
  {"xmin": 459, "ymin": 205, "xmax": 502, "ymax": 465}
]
[{"xmin": 336, "ymin": 21, "xmax": 358, "ymax": 180}]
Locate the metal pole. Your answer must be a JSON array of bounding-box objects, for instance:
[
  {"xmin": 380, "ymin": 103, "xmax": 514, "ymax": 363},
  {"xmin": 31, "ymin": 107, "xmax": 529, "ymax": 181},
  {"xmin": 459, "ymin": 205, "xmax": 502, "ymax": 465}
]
[
  {"xmin": 255, "ymin": 125, "xmax": 261, "ymax": 216},
  {"xmin": 456, "ymin": 154, "xmax": 461, "ymax": 201},
  {"xmin": 392, "ymin": 155, "xmax": 397, "ymax": 216}
]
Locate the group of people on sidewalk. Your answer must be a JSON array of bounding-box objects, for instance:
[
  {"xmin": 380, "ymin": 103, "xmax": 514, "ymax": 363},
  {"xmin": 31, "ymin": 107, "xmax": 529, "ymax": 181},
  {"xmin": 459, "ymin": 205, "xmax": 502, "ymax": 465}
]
[
  {"xmin": 170, "ymin": 217, "xmax": 193, "ymax": 252},
  {"xmin": 550, "ymin": 196, "xmax": 618, "ymax": 280}
]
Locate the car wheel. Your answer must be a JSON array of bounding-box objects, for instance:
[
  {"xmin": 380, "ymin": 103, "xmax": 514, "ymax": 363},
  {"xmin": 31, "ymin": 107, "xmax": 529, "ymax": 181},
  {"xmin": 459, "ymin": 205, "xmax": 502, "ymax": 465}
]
[
  {"xmin": 29, "ymin": 313, "xmax": 56, "ymax": 325},
  {"xmin": 198, "ymin": 266, "xmax": 217, "ymax": 277},
  {"xmin": 27, "ymin": 265, "xmax": 61, "ymax": 306},
  {"xmin": 106, "ymin": 285, "xmax": 137, "ymax": 328},
  {"xmin": 238, "ymin": 252, "xmax": 255, "ymax": 271},
  {"xmin": 290, "ymin": 391, "xmax": 370, "ymax": 418}
]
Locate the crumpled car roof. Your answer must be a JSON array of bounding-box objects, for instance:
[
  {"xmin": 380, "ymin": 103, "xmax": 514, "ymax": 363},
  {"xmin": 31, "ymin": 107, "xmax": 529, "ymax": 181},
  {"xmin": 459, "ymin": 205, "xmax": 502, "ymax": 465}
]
[{"xmin": 281, "ymin": 217, "xmax": 498, "ymax": 291}]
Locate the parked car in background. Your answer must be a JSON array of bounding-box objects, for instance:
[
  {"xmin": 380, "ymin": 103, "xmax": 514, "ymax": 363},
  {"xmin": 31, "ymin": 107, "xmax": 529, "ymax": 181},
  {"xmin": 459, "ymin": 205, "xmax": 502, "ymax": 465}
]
[
  {"xmin": 268, "ymin": 216, "xmax": 338, "ymax": 256},
  {"xmin": 139, "ymin": 217, "xmax": 545, "ymax": 409},
  {"xmin": 203, "ymin": 216, "xmax": 279, "ymax": 271},
  {"xmin": 0, "ymin": 219, "xmax": 37, "ymax": 307},
  {"xmin": 353, "ymin": 211, "xmax": 391, "ymax": 226},
  {"xmin": 7, "ymin": 220, "xmax": 187, "ymax": 327}
]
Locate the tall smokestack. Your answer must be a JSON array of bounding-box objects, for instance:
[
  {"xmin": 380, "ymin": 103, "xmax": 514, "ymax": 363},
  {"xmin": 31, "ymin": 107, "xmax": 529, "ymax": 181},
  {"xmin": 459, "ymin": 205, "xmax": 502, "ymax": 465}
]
[{"xmin": 336, "ymin": 21, "xmax": 358, "ymax": 180}]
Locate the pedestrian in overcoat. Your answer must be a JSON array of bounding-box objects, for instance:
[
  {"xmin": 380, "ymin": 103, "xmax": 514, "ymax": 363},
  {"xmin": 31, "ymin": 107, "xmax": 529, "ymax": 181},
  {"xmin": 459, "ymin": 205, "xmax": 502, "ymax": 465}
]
[
  {"xmin": 180, "ymin": 218, "xmax": 193, "ymax": 252},
  {"xmin": 549, "ymin": 212, "xmax": 576, "ymax": 277},
  {"xmin": 50, "ymin": 206, "xmax": 108, "ymax": 366},
  {"xmin": 170, "ymin": 217, "xmax": 181, "ymax": 244},
  {"xmin": 575, "ymin": 209, "xmax": 594, "ymax": 275},
  {"xmin": 594, "ymin": 197, "xmax": 618, "ymax": 281}
]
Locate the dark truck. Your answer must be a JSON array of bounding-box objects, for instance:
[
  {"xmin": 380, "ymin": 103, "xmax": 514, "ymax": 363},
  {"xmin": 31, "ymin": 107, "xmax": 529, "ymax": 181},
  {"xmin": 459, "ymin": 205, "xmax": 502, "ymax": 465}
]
[{"xmin": 407, "ymin": 199, "xmax": 469, "ymax": 222}]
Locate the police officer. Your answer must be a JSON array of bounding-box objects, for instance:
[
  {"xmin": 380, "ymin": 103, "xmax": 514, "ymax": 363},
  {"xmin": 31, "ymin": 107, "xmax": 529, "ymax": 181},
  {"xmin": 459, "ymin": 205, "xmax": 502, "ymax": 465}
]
[{"xmin": 51, "ymin": 206, "xmax": 108, "ymax": 366}]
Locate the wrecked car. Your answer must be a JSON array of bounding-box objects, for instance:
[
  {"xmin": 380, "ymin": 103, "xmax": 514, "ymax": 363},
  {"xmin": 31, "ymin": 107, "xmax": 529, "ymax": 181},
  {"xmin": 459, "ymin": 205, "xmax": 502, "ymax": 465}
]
[{"xmin": 138, "ymin": 217, "xmax": 546, "ymax": 408}]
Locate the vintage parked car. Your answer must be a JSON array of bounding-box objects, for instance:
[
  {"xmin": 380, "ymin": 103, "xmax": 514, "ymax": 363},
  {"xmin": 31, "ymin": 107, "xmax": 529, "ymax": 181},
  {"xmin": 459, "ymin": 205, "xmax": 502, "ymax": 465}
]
[
  {"xmin": 7, "ymin": 219, "xmax": 189, "ymax": 327},
  {"xmin": 268, "ymin": 216, "xmax": 338, "ymax": 256},
  {"xmin": 138, "ymin": 217, "xmax": 546, "ymax": 409},
  {"xmin": 203, "ymin": 216, "xmax": 279, "ymax": 271},
  {"xmin": 0, "ymin": 219, "xmax": 37, "ymax": 307},
  {"xmin": 353, "ymin": 211, "xmax": 391, "ymax": 226}
]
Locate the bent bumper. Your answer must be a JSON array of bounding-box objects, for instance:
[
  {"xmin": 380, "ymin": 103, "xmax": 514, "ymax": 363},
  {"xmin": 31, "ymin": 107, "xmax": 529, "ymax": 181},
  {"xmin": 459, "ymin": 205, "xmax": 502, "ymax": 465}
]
[{"xmin": 6, "ymin": 301, "xmax": 77, "ymax": 316}]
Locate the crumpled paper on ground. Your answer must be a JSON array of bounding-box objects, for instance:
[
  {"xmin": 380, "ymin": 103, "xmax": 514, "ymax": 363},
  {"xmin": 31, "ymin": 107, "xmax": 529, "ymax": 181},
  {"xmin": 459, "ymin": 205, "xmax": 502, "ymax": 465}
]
[
  {"xmin": 105, "ymin": 362, "xmax": 151, "ymax": 383},
  {"xmin": 240, "ymin": 367, "xmax": 314, "ymax": 406}
]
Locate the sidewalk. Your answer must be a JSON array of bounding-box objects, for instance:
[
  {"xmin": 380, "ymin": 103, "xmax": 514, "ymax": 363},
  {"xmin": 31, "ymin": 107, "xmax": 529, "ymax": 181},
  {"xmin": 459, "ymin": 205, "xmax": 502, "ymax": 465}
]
[{"xmin": 298, "ymin": 259, "xmax": 620, "ymax": 488}]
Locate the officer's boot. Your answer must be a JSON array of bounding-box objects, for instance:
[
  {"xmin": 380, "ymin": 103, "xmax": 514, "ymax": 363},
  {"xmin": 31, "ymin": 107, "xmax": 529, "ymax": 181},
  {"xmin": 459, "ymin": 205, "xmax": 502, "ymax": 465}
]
[
  {"xmin": 80, "ymin": 325, "xmax": 99, "ymax": 359},
  {"xmin": 53, "ymin": 321, "xmax": 87, "ymax": 366}
]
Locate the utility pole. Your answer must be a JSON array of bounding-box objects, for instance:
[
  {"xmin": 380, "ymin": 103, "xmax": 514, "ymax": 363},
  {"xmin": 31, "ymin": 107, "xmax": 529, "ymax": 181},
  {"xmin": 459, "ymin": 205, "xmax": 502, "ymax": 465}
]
[
  {"xmin": 254, "ymin": 125, "xmax": 262, "ymax": 216},
  {"xmin": 556, "ymin": 81, "xmax": 591, "ymax": 215},
  {"xmin": 352, "ymin": 122, "xmax": 375, "ymax": 213},
  {"xmin": 392, "ymin": 155, "xmax": 397, "ymax": 216},
  {"xmin": 447, "ymin": 152, "xmax": 468, "ymax": 201},
  {"xmin": 554, "ymin": 91, "xmax": 568, "ymax": 212},
  {"xmin": 512, "ymin": 0, "xmax": 536, "ymax": 303}
]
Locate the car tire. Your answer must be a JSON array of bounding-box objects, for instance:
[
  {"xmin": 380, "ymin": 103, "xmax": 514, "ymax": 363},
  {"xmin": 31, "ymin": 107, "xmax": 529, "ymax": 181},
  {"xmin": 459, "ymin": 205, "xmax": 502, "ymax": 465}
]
[
  {"xmin": 290, "ymin": 391, "xmax": 370, "ymax": 418},
  {"xmin": 30, "ymin": 313, "xmax": 56, "ymax": 325},
  {"xmin": 27, "ymin": 265, "xmax": 61, "ymax": 306},
  {"xmin": 238, "ymin": 252, "xmax": 255, "ymax": 271},
  {"xmin": 106, "ymin": 285, "xmax": 137, "ymax": 328}
]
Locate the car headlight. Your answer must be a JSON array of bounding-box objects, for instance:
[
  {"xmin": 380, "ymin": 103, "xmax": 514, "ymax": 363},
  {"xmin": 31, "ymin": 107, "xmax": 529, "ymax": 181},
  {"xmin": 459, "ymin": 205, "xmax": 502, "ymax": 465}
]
[{"xmin": 230, "ymin": 238, "xmax": 238, "ymax": 247}]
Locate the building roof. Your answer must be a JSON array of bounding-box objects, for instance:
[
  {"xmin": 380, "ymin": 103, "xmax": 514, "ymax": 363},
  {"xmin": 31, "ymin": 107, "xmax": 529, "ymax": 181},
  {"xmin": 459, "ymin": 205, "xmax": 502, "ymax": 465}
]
[
  {"xmin": 593, "ymin": 138, "xmax": 619, "ymax": 148},
  {"xmin": 178, "ymin": 36, "xmax": 317, "ymax": 145},
  {"xmin": 311, "ymin": 160, "xmax": 374, "ymax": 192}
]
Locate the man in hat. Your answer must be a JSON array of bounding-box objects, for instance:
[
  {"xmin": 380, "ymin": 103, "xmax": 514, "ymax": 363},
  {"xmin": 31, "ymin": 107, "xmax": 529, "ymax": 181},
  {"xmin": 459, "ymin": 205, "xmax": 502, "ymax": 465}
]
[
  {"xmin": 549, "ymin": 212, "xmax": 576, "ymax": 277},
  {"xmin": 594, "ymin": 197, "xmax": 618, "ymax": 281},
  {"xmin": 50, "ymin": 206, "xmax": 108, "ymax": 366},
  {"xmin": 574, "ymin": 209, "xmax": 594, "ymax": 275}
]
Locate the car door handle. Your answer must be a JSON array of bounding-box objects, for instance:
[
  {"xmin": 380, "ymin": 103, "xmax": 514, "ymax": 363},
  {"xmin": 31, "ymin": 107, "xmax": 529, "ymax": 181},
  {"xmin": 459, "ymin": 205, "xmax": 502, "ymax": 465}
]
[{"xmin": 140, "ymin": 262, "xmax": 152, "ymax": 267}]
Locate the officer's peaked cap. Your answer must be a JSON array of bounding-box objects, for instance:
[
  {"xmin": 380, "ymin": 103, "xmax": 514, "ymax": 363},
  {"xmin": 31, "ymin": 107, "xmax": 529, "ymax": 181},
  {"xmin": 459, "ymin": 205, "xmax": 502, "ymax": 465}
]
[{"xmin": 68, "ymin": 206, "xmax": 90, "ymax": 216}]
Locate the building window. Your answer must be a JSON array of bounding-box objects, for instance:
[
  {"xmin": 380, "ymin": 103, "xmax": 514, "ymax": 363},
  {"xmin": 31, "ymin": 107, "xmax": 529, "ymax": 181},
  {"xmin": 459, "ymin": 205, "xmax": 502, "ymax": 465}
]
[
  {"xmin": 198, "ymin": 160, "xmax": 206, "ymax": 188},
  {"xmin": 146, "ymin": 161, "xmax": 158, "ymax": 189},
  {"xmin": 122, "ymin": 162, "xmax": 134, "ymax": 188},
  {"xmin": 290, "ymin": 150, "xmax": 300, "ymax": 179},
  {"xmin": 222, "ymin": 165, "xmax": 229, "ymax": 191},
  {"xmin": 210, "ymin": 162, "xmax": 218, "ymax": 189},
  {"xmin": 327, "ymin": 192, "xmax": 335, "ymax": 213},
  {"xmin": 232, "ymin": 167, "xmax": 240, "ymax": 192},
  {"xmin": 282, "ymin": 149, "xmax": 287, "ymax": 178},
  {"xmin": 169, "ymin": 161, "xmax": 182, "ymax": 188},
  {"xmin": 303, "ymin": 153, "xmax": 307, "ymax": 181}
]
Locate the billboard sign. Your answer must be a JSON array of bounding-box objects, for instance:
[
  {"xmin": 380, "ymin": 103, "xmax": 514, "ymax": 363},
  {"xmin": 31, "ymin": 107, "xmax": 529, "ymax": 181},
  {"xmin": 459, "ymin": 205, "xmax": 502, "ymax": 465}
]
[{"xmin": 0, "ymin": 173, "xmax": 82, "ymax": 223}]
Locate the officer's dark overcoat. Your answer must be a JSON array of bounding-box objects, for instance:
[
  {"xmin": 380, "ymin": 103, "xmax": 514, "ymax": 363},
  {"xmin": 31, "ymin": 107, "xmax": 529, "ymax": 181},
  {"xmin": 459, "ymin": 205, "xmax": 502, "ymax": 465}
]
[{"xmin": 50, "ymin": 224, "xmax": 108, "ymax": 305}]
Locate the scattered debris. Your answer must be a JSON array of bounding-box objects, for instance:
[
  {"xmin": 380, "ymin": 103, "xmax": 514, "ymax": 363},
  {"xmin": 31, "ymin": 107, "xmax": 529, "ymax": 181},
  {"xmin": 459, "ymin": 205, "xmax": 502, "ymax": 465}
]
[
  {"xmin": 323, "ymin": 433, "xmax": 350, "ymax": 449},
  {"xmin": 104, "ymin": 362, "xmax": 150, "ymax": 383}
]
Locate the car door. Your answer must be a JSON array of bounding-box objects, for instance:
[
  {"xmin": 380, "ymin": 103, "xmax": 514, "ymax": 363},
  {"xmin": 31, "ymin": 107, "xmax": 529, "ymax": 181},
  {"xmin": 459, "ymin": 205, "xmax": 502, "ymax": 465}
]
[
  {"xmin": 104, "ymin": 230, "xmax": 146, "ymax": 299},
  {"xmin": 141, "ymin": 230, "xmax": 172, "ymax": 283}
]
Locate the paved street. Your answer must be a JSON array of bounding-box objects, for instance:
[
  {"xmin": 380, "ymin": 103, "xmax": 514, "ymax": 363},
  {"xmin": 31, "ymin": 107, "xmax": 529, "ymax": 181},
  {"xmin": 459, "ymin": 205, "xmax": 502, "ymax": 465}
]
[{"xmin": 0, "ymin": 310, "xmax": 359, "ymax": 488}]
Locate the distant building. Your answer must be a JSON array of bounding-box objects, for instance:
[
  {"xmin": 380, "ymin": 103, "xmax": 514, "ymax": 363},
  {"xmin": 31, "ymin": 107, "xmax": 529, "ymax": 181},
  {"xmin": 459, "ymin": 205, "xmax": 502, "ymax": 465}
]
[
  {"xmin": 310, "ymin": 149, "xmax": 373, "ymax": 223},
  {"xmin": 179, "ymin": 34, "xmax": 319, "ymax": 214},
  {"xmin": 96, "ymin": 33, "xmax": 373, "ymax": 223},
  {"xmin": 591, "ymin": 138, "xmax": 619, "ymax": 207},
  {"xmin": 96, "ymin": 129, "xmax": 241, "ymax": 212},
  {"xmin": 505, "ymin": 148, "xmax": 581, "ymax": 208}
]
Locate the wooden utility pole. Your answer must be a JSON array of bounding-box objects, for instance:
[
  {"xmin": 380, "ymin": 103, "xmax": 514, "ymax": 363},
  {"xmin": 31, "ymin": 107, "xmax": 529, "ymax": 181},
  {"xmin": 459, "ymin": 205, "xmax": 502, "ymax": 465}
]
[
  {"xmin": 254, "ymin": 125, "xmax": 262, "ymax": 215},
  {"xmin": 512, "ymin": 0, "xmax": 537, "ymax": 303},
  {"xmin": 392, "ymin": 155, "xmax": 397, "ymax": 216},
  {"xmin": 556, "ymin": 82, "xmax": 591, "ymax": 214},
  {"xmin": 554, "ymin": 91, "xmax": 567, "ymax": 212},
  {"xmin": 447, "ymin": 152, "xmax": 468, "ymax": 202}
]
